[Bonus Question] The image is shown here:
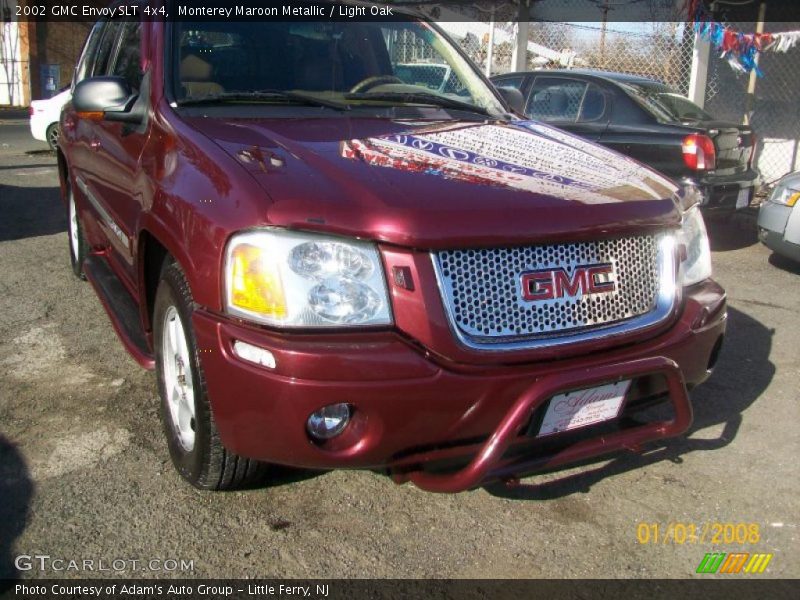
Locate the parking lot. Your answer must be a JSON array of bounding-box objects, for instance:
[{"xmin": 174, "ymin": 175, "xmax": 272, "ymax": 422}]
[{"xmin": 0, "ymin": 113, "xmax": 798, "ymax": 580}]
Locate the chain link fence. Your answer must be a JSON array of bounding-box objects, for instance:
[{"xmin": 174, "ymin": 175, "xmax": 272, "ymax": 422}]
[
  {"xmin": 444, "ymin": 19, "xmax": 693, "ymax": 95},
  {"xmin": 705, "ymin": 18, "xmax": 800, "ymax": 185},
  {"xmin": 751, "ymin": 31, "xmax": 800, "ymax": 185}
]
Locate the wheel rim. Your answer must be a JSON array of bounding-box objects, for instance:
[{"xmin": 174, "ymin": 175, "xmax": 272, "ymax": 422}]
[
  {"xmin": 161, "ymin": 306, "xmax": 196, "ymax": 451},
  {"xmin": 49, "ymin": 126, "xmax": 59, "ymax": 148},
  {"xmin": 68, "ymin": 191, "xmax": 79, "ymax": 262}
]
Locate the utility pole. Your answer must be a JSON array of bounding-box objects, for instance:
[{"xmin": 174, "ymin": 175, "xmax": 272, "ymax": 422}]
[
  {"xmin": 485, "ymin": 7, "xmax": 495, "ymax": 77},
  {"xmin": 512, "ymin": 0, "xmax": 531, "ymax": 72},
  {"xmin": 599, "ymin": 0, "xmax": 610, "ymax": 68},
  {"xmin": 744, "ymin": 1, "xmax": 767, "ymax": 126}
]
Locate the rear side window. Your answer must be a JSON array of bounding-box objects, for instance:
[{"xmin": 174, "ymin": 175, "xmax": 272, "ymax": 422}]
[
  {"xmin": 527, "ymin": 77, "xmax": 587, "ymax": 123},
  {"xmin": 578, "ymin": 84, "xmax": 607, "ymax": 122},
  {"xmin": 92, "ymin": 21, "xmax": 124, "ymax": 77},
  {"xmin": 493, "ymin": 75, "xmax": 525, "ymax": 91},
  {"xmin": 112, "ymin": 22, "xmax": 143, "ymax": 90}
]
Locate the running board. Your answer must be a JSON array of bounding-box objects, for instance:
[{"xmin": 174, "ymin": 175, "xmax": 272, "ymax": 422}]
[{"xmin": 83, "ymin": 254, "xmax": 155, "ymax": 370}]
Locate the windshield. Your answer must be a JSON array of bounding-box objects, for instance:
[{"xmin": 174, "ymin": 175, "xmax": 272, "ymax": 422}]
[
  {"xmin": 171, "ymin": 20, "xmax": 506, "ymax": 117},
  {"xmin": 620, "ymin": 82, "xmax": 713, "ymax": 123}
]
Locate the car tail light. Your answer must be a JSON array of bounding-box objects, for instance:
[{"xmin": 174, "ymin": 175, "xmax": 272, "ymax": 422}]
[
  {"xmin": 682, "ymin": 134, "xmax": 716, "ymax": 171},
  {"xmin": 28, "ymin": 106, "xmax": 33, "ymax": 116}
]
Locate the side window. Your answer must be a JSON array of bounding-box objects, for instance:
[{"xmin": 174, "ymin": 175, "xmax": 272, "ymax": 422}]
[
  {"xmin": 388, "ymin": 28, "xmax": 447, "ymax": 91},
  {"xmin": 92, "ymin": 21, "xmax": 124, "ymax": 77},
  {"xmin": 73, "ymin": 20, "xmax": 105, "ymax": 87},
  {"xmin": 578, "ymin": 84, "xmax": 607, "ymax": 122},
  {"xmin": 526, "ymin": 77, "xmax": 587, "ymax": 123},
  {"xmin": 382, "ymin": 25, "xmax": 467, "ymax": 97},
  {"xmin": 111, "ymin": 22, "xmax": 143, "ymax": 90},
  {"xmin": 493, "ymin": 75, "xmax": 525, "ymax": 91},
  {"xmin": 394, "ymin": 64, "xmax": 448, "ymax": 91}
]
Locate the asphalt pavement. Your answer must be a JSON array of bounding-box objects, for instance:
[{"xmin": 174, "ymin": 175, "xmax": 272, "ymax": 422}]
[
  {"xmin": 0, "ymin": 111, "xmax": 48, "ymax": 157},
  {"xmin": 0, "ymin": 114, "xmax": 798, "ymax": 581}
]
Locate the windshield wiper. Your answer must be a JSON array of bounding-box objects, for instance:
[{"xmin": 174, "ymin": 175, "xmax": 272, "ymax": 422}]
[
  {"xmin": 177, "ymin": 90, "xmax": 350, "ymax": 111},
  {"xmin": 344, "ymin": 91, "xmax": 493, "ymax": 118}
]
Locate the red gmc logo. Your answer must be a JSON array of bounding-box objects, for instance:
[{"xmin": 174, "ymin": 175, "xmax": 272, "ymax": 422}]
[{"xmin": 520, "ymin": 263, "xmax": 616, "ymax": 301}]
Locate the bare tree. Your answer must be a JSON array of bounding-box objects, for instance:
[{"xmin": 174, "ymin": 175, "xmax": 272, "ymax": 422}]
[{"xmin": 0, "ymin": 0, "xmax": 21, "ymax": 106}]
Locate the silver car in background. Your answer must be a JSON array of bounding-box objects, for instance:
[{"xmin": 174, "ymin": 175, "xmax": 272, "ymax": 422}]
[{"xmin": 758, "ymin": 171, "xmax": 800, "ymax": 263}]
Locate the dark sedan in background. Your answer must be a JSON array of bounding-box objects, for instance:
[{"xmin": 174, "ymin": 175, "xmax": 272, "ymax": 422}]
[{"xmin": 492, "ymin": 69, "xmax": 759, "ymax": 216}]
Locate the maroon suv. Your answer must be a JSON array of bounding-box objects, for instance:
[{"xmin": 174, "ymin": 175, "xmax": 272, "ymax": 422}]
[{"xmin": 58, "ymin": 6, "xmax": 726, "ymax": 492}]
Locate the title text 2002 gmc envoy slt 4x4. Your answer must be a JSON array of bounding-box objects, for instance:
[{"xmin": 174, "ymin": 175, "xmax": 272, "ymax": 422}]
[{"xmin": 58, "ymin": 4, "xmax": 726, "ymax": 493}]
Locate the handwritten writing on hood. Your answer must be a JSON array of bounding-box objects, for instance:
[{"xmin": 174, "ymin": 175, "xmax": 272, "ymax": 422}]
[{"xmin": 342, "ymin": 121, "xmax": 678, "ymax": 205}]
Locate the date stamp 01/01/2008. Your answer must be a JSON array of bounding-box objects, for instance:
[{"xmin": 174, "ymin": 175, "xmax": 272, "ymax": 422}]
[{"xmin": 636, "ymin": 522, "xmax": 779, "ymax": 575}]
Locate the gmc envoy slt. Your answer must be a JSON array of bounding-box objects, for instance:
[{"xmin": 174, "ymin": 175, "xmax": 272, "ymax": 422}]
[{"xmin": 58, "ymin": 3, "xmax": 726, "ymax": 492}]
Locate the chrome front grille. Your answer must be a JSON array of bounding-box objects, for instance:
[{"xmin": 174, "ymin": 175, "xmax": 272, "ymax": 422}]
[{"xmin": 433, "ymin": 234, "xmax": 677, "ymax": 350}]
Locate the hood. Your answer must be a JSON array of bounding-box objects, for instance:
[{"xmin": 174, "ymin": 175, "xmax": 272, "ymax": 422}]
[
  {"xmin": 186, "ymin": 116, "xmax": 682, "ymax": 248},
  {"xmin": 776, "ymin": 170, "xmax": 800, "ymax": 190}
]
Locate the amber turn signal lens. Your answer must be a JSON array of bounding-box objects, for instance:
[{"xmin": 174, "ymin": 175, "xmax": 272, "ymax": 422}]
[
  {"xmin": 76, "ymin": 111, "xmax": 105, "ymax": 121},
  {"xmin": 229, "ymin": 243, "xmax": 287, "ymax": 319}
]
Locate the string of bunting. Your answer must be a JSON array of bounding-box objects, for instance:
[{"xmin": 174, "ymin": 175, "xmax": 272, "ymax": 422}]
[{"xmin": 684, "ymin": 0, "xmax": 800, "ymax": 76}]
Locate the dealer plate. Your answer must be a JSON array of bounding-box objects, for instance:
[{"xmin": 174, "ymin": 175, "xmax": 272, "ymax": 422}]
[
  {"xmin": 537, "ymin": 380, "xmax": 631, "ymax": 437},
  {"xmin": 736, "ymin": 187, "xmax": 751, "ymax": 209}
]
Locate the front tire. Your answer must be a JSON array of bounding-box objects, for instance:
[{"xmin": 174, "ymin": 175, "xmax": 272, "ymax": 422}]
[
  {"xmin": 153, "ymin": 260, "xmax": 266, "ymax": 490},
  {"xmin": 67, "ymin": 185, "xmax": 88, "ymax": 279},
  {"xmin": 46, "ymin": 123, "xmax": 60, "ymax": 151}
]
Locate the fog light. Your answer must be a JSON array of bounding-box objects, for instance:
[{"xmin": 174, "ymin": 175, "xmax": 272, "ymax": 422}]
[
  {"xmin": 307, "ymin": 403, "xmax": 351, "ymax": 440},
  {"xmin": 232, "ymin": 340, "xmax": 276, "ymax": 369}
]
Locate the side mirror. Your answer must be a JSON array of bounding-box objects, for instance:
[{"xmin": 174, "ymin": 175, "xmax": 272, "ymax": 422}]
[
  {"xmin": 72, "ymin": 76, "xmax": 140, "ymax": 123},
  {"xmin": 496, "ymin": 86, "xmax": 526, "ymax": 115}
]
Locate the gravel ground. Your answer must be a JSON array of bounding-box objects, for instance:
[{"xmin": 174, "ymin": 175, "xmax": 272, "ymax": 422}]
[{"xmin": 1, "ymin": 135, "xmax": 798, "ymax": 581}]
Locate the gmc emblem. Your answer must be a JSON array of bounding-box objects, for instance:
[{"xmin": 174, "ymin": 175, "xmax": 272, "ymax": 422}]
[{"xmin": 521, "ymin": 263, "xmax": 616, "ymax": 301}]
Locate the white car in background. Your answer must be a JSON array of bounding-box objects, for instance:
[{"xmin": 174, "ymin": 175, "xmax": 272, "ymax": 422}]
[
  {"xmin": 758, "ymin": 171, "xmax": 800, "ymax": 263},
  {"xmin": 29, "ymin": 87, "xmax": 71, "ymax": 151}
]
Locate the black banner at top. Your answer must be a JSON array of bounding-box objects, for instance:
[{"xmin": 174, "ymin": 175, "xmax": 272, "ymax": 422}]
[{"xmin": 7, "ymin": 0, "xmax": 800, "ymax": 24}]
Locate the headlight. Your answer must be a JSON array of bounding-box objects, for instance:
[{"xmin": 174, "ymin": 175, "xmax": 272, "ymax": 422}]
[
  {"xmin": 225, "ymin": 229, "xmax": 392, "ymax": 327},
  {"xmin": 679, "ymin": 205, "xmax": 712, "ymax": 287},
  {"xmin": 770, "ymin": 185, "xmax": 800, "ymax": 207}
]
